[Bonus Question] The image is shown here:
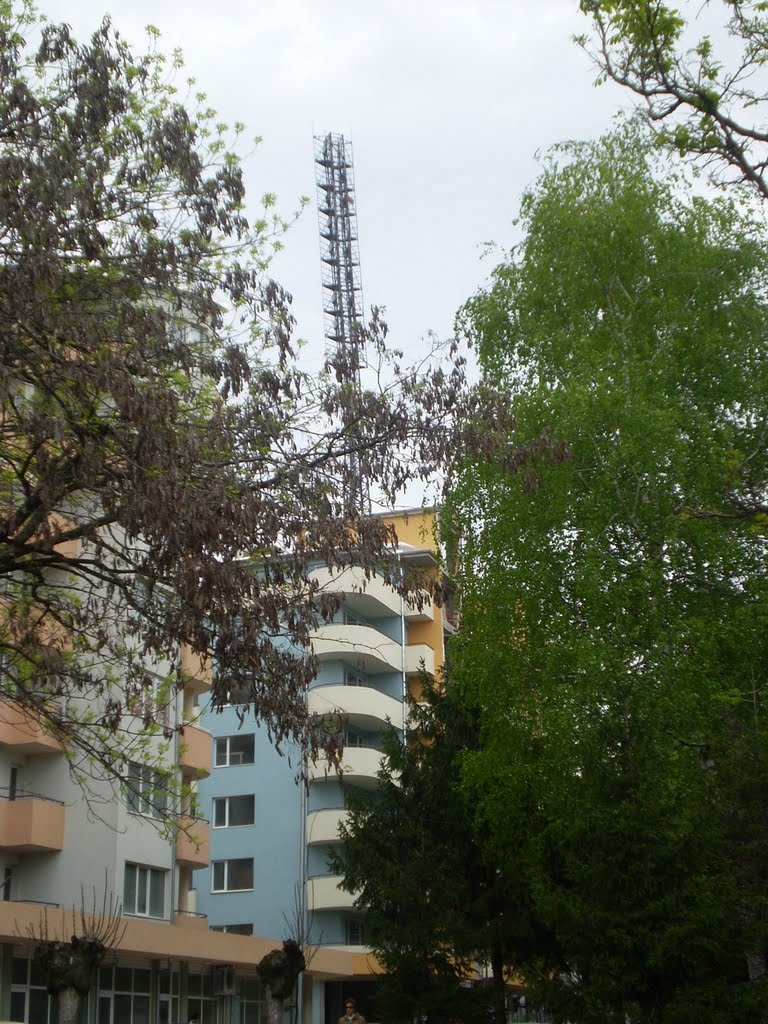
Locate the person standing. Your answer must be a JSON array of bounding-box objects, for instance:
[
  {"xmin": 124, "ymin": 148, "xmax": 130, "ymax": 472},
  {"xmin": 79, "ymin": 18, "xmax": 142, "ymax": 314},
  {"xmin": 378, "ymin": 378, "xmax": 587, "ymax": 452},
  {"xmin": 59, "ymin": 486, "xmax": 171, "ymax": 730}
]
[{"xmin": 339, "ymin": 997, "xmax": 365, "ymax": 1024}]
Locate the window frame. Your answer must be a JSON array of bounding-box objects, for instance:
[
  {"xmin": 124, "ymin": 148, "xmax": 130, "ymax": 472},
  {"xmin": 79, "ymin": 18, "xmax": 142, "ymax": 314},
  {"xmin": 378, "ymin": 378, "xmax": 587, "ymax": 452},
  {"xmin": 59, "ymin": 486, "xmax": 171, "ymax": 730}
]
[
  {"xmin": 126, "ymin": 762, "xmax": 168, "ymax": 820},
  {"xmin": 212, "ymin": 794, "xmax": 255, "ymax": 829},
  {"xmin": 214, "ymin": 734, "xmax": 255, "ymax": 768},
  {"xmin": 123, "ymin": 862, "xmax": 166, "ymax": 919},
  {"xmin": 211, "ymin": 858, "xmax": 254, "ymax": 893}
]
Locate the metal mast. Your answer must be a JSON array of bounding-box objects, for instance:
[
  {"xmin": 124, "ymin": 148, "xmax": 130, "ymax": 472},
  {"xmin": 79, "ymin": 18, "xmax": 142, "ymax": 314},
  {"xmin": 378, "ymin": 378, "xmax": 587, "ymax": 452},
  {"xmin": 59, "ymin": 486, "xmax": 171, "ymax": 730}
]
[{"xmin": 314, "ymin": 132, "xmax": 370, "ymax": 514}]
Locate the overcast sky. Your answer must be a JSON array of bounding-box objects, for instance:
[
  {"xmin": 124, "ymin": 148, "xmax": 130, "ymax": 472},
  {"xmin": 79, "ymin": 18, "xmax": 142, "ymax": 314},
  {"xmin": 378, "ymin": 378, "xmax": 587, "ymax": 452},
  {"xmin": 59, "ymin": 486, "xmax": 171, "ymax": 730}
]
[{"xmin": 41, "ymin": 0, "xmax": 627, "ymax": 365}]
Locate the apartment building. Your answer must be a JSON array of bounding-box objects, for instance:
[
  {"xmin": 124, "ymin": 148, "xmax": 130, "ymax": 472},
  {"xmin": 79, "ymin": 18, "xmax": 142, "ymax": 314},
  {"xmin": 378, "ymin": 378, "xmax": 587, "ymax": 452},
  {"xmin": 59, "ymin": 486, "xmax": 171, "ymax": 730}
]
[
  {"xmin": 0, "ymin": 635, "xmax": 220, "ymax": 1022},
  {"xmin": 0, "ymin": 509, "xmax": 447, "ymax": 1024},
  {"xmin": 195, "ymin": 509, "xmax": 449, "ymax": 1024}
]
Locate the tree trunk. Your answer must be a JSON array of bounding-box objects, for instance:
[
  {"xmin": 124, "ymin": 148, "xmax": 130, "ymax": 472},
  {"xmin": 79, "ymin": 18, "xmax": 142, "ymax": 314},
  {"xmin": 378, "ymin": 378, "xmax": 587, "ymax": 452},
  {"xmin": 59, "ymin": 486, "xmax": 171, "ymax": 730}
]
[
  {"xmin": 747, "ymin": 950, "xmax": 767, "ymax": 982},
  {"xmin": 58, "ymin": 986, "xmax": 81, "ymax": 1024},
  {"xmin": 265, "ymin": 988, "xmax": 283, "ymax": 1024},
  {"xmin": 490, "ymin": 940, "xmax": 506, "ymax": 1024}
]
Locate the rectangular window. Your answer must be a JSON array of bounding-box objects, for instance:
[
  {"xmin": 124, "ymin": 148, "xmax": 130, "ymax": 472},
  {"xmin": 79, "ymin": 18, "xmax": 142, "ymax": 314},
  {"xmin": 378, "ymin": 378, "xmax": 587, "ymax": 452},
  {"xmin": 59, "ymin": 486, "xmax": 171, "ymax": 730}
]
[
  {"xmin": 123, "ymin": 863, "xmax": 166, "ymax": 918},
  {"xmin": 213, "ymin": 794, "xmax": 255, "ymax": 828},
  {"xmin": 345, "ymin": 729, "xmax": 367, "ymax": 749},
  {"xmin": 126, "ymin": 678, "xmax": 171, "ymax": 728},
  {"xmin": 344, "ymin": 669, "xmax": 367, "ymax": 687},
  {"xmin": 210, "ymin": 923, "xmax": 254, "ymax": 935},
  {"xmin": 345, "ymin": 919, "xmax": 367, "ymax": 946},
  {"xmin": 211, "ymin": 858, "xmax": 253, "ymax": 892},
  {"xmin": 126, "ymin": 763, "xmax": 168, "ymax": 820},
  {"xmin": 214, "ymin": 734, "xmax": 255, "ymax": 767}
]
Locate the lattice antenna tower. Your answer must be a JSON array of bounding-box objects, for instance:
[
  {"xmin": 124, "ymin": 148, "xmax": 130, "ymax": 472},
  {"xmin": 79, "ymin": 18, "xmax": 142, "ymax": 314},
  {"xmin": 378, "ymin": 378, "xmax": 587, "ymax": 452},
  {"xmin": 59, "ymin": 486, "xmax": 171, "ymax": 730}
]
[{"xmin": 314, "ymin": 132, "xmax": 370, "ymax": 514}]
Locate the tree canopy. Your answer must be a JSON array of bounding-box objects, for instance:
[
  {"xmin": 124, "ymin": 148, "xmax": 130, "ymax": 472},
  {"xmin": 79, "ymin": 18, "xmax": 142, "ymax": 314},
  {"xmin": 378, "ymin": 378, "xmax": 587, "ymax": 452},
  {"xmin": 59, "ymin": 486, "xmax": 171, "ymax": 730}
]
[
  {"xmin": 579, "ymin": 0, "xmax": 768, "ymax": 202},
  {"xmin": 446, "ymin": 123, "xmax": 768, "ymax": 1023},
  {"xmin": 334, "ymin": 676, "xmax": 544, "ymax": 1024},
  {"xmin": 0, "ymin": 1, "xmax": 516, "ymax": 801}
]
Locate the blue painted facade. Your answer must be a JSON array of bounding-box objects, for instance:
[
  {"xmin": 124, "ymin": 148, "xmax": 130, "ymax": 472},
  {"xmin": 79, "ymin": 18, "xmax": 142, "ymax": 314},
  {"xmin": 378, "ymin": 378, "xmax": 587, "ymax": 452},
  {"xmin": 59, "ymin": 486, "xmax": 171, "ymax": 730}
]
[
  {"xmin": 195, "ymin": 564, "xmax": 410, "ymax": 950},
  {"xmin": 193, "ymin": 712, "xmax": 301, "ymax": 940},
  {"xmin": 192, "ymin": 520, "xmax": 446, "ymax": 1023}
]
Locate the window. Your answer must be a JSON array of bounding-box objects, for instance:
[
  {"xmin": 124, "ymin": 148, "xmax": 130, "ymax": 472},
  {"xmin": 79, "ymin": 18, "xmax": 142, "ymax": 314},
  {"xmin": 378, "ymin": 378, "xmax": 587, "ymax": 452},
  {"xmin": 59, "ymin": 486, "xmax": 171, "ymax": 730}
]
[
  {"xmin": 214, "ymin": 734, "xmax": 255, "ymax": 767},
  {"xmin": 124, "ymin": 863, "xmax": 166, "ymax": 918},
  {"xmin": 213, "ymin": 794, "xmax": 255, "ymax": 828},
  {"xmin": 212, "ymin": 858, "xmax": 253, "ymax": 892},
  {"xmin": 210, "ymin": 923, "xmax": 253, "ymax": 935},
  {"xmin": 221, "ymin": 684, "xmax": 251, "ymax": 706},
  {"xmin": 344, "ymin": 728, "xmax": 368, "ymax": 749},
  {"xmin": 126, "ymin": 763, "xmax": 168, "ymax": 819},
  {"xmin": 126, "ymin": 677, "xmax": 171, "ymax": 728},
  {"xmin": 344, "ymin": 668, "xmax": 367, "ymax": 687},
  {"xmin": 345, "ymin": 919, "xmax": 367, "ymax": 946}
]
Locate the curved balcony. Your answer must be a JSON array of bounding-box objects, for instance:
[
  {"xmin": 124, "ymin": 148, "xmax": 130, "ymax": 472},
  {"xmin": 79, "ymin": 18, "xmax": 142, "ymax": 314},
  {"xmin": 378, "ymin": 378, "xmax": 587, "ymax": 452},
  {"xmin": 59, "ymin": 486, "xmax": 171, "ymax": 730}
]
[
  {"xmin": 309, "ymin": 684, "xmax": 404, "ymax": 732},
  {"xmin": 0, "ymin": 700, "xmax": 60, "ymax": 755},
  {"xmin": 308, "ymin": 746, "xmax": 384, "ymax": 790},
  {"xmin": 176, "ymin": 816, "xmax": 210, "ymax": 868},
  {"xmin": 306, "ymin": 875, "xmax": 359, "ymax": 912},
  {"xmin": 405, "ymin": 643, "xmax": 435, "ymax": 676},
  {"xmin": 178, "ymin": 722, "xmax": 211, "ymax": 779},
  {"xmin": 0, "ymin": 792, "xmax": 65, "ymax": 851},
  {"xmin": 309, "ymin": 566, "xmax": 402, "ymax": 618},
  {"xmin": 404, "ymin": 592, "xmax": 435, "ymax": 623},
  {"xmin": 306, "ymin": 807, "xmax": 349, "ymax": 846},
  {"xmin": 311, "ymin": 623, "xmax": 402, "ymax": 674}
]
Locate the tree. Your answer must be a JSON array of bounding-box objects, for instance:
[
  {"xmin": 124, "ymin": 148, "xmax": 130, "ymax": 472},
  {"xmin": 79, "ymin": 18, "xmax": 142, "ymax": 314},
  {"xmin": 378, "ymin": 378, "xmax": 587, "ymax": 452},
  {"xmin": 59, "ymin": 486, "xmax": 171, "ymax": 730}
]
[
  {"xmin": 578, "ymin": 0, "xmax": 768, "ymax": 203},
  {"xmin": 447, "ymin": 124, "xmax": 768, "ymax": 1023},
  {"xmin": 0, "ymin": 2, "xmax": 517, "ymax": 803},
  {"xmin": 26, "ymin": 888, "xmax": 125, "ymax": 1024},
  {"xmin": 257, "ymin": 939, "xmax": 306, "ymax": 1024},
  {"xmin": 334, "ymin": 676, "xmax": 548, "ymax": 1024}
]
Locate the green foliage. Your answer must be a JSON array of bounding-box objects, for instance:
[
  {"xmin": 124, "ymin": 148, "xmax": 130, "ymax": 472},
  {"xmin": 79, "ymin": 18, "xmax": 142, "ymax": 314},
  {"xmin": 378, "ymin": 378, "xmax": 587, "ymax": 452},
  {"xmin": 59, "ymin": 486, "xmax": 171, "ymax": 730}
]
[
  {"xmin": 448, "ymin": 123, "xmax": 768, "ymax": 1022},
  {"xmin": 580, "ymin": 0, "xmax": 768, "ymax": 201},
  {"xmin": 335, "ymin": 676, "xmax": 545, "ymax": 1024}
]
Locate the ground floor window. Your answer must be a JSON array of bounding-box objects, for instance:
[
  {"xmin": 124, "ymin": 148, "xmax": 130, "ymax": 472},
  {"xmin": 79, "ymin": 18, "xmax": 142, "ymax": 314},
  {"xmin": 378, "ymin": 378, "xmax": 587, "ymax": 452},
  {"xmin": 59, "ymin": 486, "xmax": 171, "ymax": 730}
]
[
  {"xmin": 8, "ymin": 954, "xmax": 256, "ymax": 1024},
  {"xmin": 11, "ymin": 956, "xmax": 86, "ymax": 1024},
  {"xmin": 187, "ymin": 969, "xmax": 217, "ymax": 1024},
  {"xmin": 97, "ymin": 965, "xmax": 152, "ymax": 1024},
  {"xmin": 240, "ymin": 978, "xmax": 264, "ymax": 1024}
]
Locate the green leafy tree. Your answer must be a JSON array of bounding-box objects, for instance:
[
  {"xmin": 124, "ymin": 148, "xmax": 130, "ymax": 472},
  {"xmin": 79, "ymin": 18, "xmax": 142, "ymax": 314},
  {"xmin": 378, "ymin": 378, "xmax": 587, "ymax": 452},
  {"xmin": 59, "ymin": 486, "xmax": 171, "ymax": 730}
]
[
  {"xmin": 0, "ymin": 0, "xmax": 516, "ymax": 808},
  {"xmin": 578, "ymin": 0, "xmax": 768, "ymax": 204},
  {"xmin": 447, "ymin": 123, "xmax": 768, "ymax": 1023},
  {"xmin": 334, "ymin": 676, "xmax": 547, "ymax": 1024}
]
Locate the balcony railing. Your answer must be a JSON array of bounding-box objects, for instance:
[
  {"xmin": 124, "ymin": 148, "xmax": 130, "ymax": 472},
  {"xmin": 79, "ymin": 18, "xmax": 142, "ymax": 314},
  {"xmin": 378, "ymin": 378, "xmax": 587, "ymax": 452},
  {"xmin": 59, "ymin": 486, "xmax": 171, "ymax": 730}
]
[
  {"xmin": 179, "ymin": 644, "xmax": 213, "ymax": 693},
  {"xmin": 306, "ymin": 807, "xmax": 349, "ymax": 845},
  {"xmin": 0, "ymin": 700, "xmax": 61, "ymax": 754},
  {"xmin": 308, "ymin": 745, "xmax": 384, "ymax": 790},
  {"xmin": 176, "ymin": 815, "xmax": 211, "ymax": 868},
  {"xmin": 308, "ymin": 565, "xmax": 402, "ymax": 618},
  {"xmin": 308, "ymin": 684, "xmax": 404, "ymax": 732},
  {"xmin": 0, "ymin": 788, "xmax": 65, "ymax": 851},
  {"xmin": 305, "ymin": 874, "xmax": 359, "ymax": 912},
  {"xmin": 405, "ymin": 642, "xmax": 435, "ymax": 676},
  {"xmin": 311, "ymin": 623, "xmax": 402, "ymax": 673},
  {"xmin": 178, "ymin": 722, "xmax": 212, "ymax": 778},
  {"xmin": 174, "ymin": 908, "xmax": 209, "ymax": 930}
]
